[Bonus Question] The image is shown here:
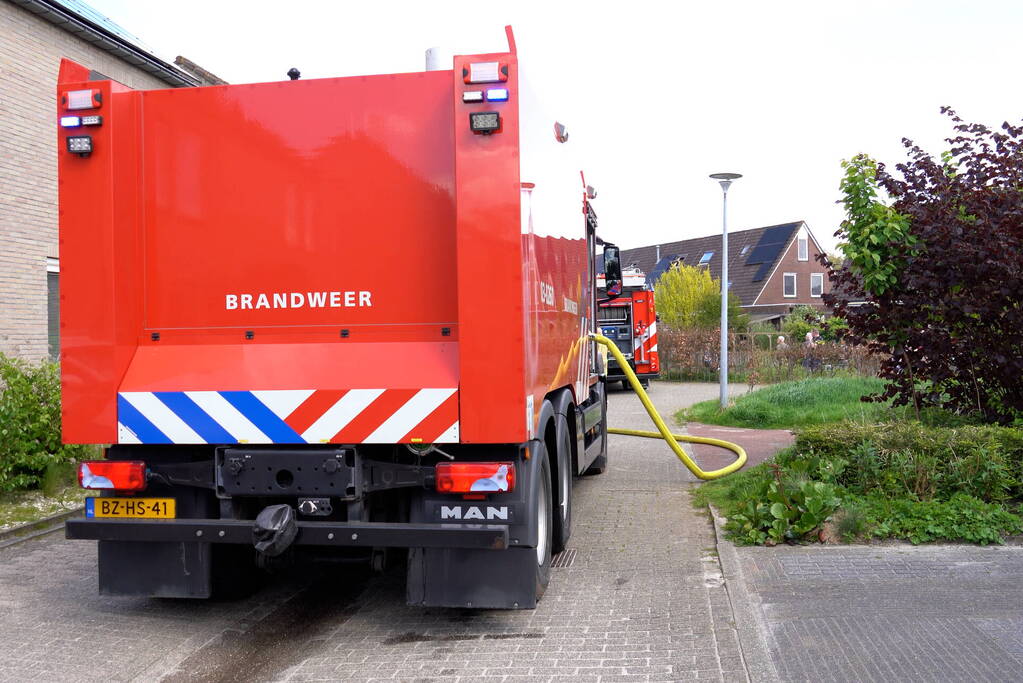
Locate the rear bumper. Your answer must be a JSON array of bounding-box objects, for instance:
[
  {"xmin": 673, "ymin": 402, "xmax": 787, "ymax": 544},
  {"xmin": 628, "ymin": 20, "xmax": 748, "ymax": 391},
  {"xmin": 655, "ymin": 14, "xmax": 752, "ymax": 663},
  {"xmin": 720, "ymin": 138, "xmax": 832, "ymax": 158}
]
[{"xmin": 66, "ymin": 517, "xmax": 508, "ymax": 550}]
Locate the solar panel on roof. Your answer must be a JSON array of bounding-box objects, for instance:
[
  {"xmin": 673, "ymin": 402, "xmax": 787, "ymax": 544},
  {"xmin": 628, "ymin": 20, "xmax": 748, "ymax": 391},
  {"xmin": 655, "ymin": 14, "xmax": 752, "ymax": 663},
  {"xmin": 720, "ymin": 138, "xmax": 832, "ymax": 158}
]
[
  {"xmin": 648, "ymin": 254, "xmax": 680, "ymax": 283},
  {"xmin": 744, "ymin": 223, "xmax": 799, "ymax": 266},
  {"xmin": 752, "ymin": 261, "xmax": 774, "ymax": 282}
]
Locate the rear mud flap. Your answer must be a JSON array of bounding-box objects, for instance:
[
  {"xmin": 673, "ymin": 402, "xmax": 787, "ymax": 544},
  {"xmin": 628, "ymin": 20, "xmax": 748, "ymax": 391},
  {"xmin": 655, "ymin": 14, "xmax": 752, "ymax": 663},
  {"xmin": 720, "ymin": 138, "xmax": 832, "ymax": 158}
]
[
  {"xmin": 406, "ymin": 546, "xmax": 538, "ymax": 609},
  {"xmin": 98, "ymin": 540, "xmax": 211, "ymax": 598}
]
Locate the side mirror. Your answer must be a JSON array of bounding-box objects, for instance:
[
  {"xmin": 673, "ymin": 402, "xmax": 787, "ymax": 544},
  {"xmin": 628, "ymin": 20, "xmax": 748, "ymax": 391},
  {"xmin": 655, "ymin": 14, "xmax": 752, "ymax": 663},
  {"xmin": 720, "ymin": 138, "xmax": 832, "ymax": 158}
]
[{"xmin": 603, "ymin": 244, "xmax": 622, "ymax": 299}]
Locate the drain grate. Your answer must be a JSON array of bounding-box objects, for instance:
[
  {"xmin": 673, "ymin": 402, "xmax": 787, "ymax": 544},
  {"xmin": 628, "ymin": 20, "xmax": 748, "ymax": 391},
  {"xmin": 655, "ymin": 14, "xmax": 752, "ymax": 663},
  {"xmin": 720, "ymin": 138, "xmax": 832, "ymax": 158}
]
[{"xmin": 551, "ymin": 549, "xmax": 577, "ymax": 568}]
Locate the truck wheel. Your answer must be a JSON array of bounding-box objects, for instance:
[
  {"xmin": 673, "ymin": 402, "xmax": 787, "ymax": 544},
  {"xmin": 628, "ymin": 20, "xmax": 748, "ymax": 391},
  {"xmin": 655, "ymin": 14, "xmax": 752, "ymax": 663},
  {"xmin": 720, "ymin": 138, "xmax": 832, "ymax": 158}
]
[
  {"xmin": 533, "ymin": 442, "xmax": 554, "ymax": 601},
  {"xmin": 584, "ymin": 383, "xmax": 608, "ymax": 475},
  {"xmin": 552, "ymin": 414, "xmax": 573, "ymax": 554}
]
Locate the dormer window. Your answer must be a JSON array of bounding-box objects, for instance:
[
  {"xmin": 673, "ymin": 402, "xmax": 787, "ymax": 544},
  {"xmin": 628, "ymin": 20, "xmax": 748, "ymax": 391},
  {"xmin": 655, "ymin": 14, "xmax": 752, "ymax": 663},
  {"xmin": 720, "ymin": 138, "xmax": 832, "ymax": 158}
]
[{"xmin": 797, "ymin": 234, "xmax": 808, "ymax": 261}]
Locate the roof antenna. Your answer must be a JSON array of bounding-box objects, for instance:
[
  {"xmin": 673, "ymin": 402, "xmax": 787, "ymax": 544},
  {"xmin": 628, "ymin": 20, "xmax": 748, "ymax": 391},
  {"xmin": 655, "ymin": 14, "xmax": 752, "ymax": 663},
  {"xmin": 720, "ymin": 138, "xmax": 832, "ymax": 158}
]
[{"xmin": 287, "ymin": 68, "xmax": 301, "ymax": 80}]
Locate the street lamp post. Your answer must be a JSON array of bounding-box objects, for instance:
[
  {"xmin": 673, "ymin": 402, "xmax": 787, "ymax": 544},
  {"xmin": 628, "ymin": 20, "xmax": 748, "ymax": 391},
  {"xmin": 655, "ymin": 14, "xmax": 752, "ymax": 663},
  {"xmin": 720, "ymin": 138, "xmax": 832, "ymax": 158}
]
[{"xmin": 709, "ymin": 172, "xmax": 742, "ymax": 409}]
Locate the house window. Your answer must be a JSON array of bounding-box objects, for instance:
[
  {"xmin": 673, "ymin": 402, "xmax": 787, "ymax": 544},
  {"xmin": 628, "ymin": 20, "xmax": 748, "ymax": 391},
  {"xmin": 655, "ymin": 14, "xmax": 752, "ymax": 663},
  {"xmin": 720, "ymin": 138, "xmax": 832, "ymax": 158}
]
[
  {"xmin": 797, "ymin": 234, "xmax": 808, "ymax": 261},
  {"xmin": 47, "ymin": 257, "xmax": 60, "ymax": 360},
  {"xmin": 740, "ymin": 245, "xmax": 750, "ymax": 256},
  {"xmin": 810, "ymin": 273, "xmax": 824, "ymax": 298},
  {"xmin": 783, "ymin": 272, "xmax": 797, "ymax": 298},
  {"xmin": 698, "ymin": 251, "xmax": 713, "ymax": 265}
]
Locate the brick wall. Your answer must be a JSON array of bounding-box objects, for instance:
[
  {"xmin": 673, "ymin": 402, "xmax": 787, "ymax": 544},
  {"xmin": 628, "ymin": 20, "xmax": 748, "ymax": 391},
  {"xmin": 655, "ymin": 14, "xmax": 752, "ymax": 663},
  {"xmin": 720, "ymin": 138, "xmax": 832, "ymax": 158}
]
[
  {"xmin": 0, "ymin": 0, "xmax": 170, "ymax": 361},
  {"xmin": 751, "ymin": 229, "xmax": 831, "ymax": 309}
]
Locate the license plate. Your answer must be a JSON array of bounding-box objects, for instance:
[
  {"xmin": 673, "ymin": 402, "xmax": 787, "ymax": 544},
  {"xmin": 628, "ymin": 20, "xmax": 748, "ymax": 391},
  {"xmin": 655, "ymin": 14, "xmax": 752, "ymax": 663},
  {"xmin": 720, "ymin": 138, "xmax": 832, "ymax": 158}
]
[{"xmin": 85, "ymin": 497, "xmax": 176, "ymax": 519}]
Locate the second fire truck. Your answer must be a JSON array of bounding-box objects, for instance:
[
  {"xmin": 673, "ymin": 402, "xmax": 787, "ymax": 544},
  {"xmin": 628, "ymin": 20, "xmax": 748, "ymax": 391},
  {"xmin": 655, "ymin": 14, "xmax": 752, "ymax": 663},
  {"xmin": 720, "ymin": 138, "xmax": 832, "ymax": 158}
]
[{"xmin": 597, "ymin": 267, "xmax": 659, "ymax": 389}]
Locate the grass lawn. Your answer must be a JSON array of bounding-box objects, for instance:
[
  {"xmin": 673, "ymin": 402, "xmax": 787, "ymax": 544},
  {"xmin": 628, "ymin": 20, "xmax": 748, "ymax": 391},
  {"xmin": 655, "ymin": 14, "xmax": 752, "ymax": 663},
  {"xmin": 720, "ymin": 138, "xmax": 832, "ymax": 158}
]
[
  {"xmin": 680, "ymin": 376, "xmax": 893, "ymax": 429},
  {"xmin": 0, "ymin": 465, "xmax": 87, "ymax": 532},
  {"xmin": 0, "ymin": 486, "xmax": 85, "ymax": 531}
]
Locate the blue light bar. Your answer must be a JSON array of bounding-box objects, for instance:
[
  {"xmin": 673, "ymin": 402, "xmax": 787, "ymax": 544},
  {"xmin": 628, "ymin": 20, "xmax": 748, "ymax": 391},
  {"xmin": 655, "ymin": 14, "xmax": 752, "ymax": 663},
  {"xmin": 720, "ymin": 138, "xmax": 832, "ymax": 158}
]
[
  {"xmin": 486, "ymin": 88, "xmax": 509, "ymax": 102},
  {"xmin": 60, "ymin": 116, "xmax": 81, "ymax": 128}
]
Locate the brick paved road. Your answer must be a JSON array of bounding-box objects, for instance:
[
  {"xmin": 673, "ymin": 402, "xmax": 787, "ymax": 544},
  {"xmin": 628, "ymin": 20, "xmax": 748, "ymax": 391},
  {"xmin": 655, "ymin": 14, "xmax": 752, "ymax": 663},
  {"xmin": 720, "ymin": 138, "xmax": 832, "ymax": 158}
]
[
  {"xmin": 723, "ymin": 528, "xmax": 1023, "ymax": 682},
  {"xmin": 0, "ymin": 382, "xmax": 753, "ymax": 683}
]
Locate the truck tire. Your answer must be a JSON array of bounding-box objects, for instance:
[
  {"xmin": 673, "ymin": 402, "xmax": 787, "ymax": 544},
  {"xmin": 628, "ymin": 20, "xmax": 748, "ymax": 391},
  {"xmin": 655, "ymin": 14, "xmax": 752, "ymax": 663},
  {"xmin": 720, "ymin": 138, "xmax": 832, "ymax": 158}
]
[
  {"xmin": 552, "ymin": 413, "xmax": 573, "ymax": 554},
  {"xmin": 533, "ymin": 442, "xmax": 554, "ymax": 601},
  {"xmin": 584, "ymin": 382, "xmax": 609, "ymax": 475}
]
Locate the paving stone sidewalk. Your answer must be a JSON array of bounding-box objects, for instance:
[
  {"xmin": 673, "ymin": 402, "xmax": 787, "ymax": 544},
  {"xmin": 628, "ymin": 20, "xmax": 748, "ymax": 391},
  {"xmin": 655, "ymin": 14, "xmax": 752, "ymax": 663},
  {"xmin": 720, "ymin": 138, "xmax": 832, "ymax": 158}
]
[{"xmin": 716, "ymin": 520, "xmax": 1023, "ymax": 682}]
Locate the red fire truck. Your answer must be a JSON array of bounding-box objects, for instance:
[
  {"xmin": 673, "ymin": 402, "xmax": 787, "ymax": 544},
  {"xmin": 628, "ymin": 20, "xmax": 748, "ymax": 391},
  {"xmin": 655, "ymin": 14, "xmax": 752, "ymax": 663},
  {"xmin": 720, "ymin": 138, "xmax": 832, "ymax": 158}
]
[
  {"xmin": 598, "ymin": 268, "xmax": 660, "ymax": 389},
  {"xmin": 57, "ymin": 28, "xmax": 623, "ymax": 608}
]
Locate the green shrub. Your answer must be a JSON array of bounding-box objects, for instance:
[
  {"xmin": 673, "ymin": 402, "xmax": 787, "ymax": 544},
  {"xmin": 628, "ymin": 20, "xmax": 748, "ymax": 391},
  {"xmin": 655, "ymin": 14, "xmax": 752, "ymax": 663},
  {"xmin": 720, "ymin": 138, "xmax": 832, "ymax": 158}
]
[
  {"xmin": 858, "ymin": 493, "xmax": 1023, "ymax": 546},
  {"xmin": 792, "ymin": 422, "xmax": 1022, "ymax": 502},
  {"xmin": 697, "ymin": 422, "xmax": 1023, "ymax": 546},
  {"xmin": 725, "ymin": 467, "xmax": 841, "ymax": 545},
  {"xmin": 0, "ymin": 354, "xmax": 88, "ymax": 492}
]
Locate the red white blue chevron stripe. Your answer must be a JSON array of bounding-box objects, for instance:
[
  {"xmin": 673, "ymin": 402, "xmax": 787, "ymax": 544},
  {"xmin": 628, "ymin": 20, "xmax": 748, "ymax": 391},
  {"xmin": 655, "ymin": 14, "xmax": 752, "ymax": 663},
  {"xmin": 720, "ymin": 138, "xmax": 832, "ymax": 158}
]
[{"xmin": 116, "ymin": 389, "xmax": 459, "ymax": 445}]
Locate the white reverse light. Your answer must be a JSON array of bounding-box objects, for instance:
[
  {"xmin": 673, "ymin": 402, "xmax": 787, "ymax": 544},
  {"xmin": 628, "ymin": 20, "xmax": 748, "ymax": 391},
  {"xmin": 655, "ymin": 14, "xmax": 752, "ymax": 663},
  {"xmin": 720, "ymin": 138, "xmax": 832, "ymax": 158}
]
[
  {"xmin": 486, "ymin": 88, "xmax": 509, "ymax": 102},
  {"xmin": 462, "ymin": 91, "xmax": 484, "ymax": 103},
  {"xmin": 60, "ymin": 116, "xmax": 81, "ymax": 128},
  {"xmin": 65, "ymin": 89, "xmax": 99, "ymax": 110},
  {"xmin": 465, "ymin": 61, "xmax": 506, "ymax": 84}
]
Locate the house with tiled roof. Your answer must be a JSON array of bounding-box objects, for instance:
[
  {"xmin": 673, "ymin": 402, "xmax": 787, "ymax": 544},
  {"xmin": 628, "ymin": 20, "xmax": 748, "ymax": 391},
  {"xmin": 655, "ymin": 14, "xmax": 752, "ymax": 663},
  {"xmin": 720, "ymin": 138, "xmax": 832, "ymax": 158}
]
[{"xmin": 619, "ymin": 221, "xmax": 831, "ymax": 323}]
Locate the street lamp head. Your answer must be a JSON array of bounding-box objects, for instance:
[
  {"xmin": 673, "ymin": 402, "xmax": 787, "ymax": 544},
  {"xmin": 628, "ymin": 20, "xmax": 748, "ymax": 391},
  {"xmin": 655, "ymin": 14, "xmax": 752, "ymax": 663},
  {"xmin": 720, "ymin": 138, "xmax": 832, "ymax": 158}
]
[{"xmin": 710, "ymin": 172, "xmax": 742, "ymax": 193}]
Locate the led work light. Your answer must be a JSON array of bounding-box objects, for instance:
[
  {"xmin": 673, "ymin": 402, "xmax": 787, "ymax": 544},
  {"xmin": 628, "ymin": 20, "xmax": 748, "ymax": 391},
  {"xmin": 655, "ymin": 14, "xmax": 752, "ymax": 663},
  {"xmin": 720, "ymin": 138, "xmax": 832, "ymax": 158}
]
[
  {"xmin": 469, "ymin": 112, "xmax": 501, "ymax": 135},
  {"xmin": 66, "ymin": 135, "xmax": 93, "ymax": 156}
]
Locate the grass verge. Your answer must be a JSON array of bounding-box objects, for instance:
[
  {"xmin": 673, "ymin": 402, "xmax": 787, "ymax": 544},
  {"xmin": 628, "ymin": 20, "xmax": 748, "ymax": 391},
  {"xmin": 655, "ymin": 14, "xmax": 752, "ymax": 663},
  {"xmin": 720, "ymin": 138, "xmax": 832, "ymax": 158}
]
[
  {"xmin": 0, "ymin": 465, "xmax": 86, "ymax": 531},
  {"xmin": 680, "ymin": 376, "xmax": 890, "ymax": 429}
]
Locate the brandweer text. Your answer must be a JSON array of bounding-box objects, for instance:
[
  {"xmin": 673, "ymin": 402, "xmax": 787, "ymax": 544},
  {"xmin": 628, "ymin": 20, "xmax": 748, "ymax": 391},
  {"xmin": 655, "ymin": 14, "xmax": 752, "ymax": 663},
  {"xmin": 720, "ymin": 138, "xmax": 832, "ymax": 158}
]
[{"xmin": 225, "ymin": 291, "xmax": 373, "ymax": 310}]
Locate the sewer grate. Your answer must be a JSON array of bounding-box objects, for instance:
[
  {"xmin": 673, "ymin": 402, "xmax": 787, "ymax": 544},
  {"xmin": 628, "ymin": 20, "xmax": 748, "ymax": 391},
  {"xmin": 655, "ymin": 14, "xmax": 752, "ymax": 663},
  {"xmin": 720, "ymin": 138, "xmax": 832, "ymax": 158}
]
[{"xmin": 551, "ymin": 549, "xmax": 577, "ymax": 568}]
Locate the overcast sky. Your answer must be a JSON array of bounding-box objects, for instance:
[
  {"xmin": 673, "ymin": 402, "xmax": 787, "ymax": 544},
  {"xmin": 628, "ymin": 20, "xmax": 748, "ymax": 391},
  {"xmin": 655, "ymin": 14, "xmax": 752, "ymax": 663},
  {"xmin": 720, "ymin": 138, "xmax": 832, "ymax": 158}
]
[{"xmin": 85, "ymin": 0, "xmax": 1023, "ymax": 252}]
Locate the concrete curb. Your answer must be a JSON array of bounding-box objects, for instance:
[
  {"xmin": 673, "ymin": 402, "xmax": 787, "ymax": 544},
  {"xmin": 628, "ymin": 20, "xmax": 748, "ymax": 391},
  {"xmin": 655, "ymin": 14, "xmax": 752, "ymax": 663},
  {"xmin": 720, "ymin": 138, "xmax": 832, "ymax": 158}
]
[
  {"xmin": 0, "ymin": 507, "xmax": 82, "ymax": 550},
  {"xmin": 710, "ymin": 505, "xmax": 780, "ymax": 683}
]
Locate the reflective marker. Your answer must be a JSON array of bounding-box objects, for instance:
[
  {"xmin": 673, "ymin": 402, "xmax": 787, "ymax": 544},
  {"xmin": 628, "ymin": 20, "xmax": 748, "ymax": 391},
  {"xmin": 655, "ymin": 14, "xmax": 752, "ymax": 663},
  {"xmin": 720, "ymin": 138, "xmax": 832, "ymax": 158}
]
[
  {"xmin": 60, "ymin": 116, "xmax": 81, "ymax": 127},
  {"xmin": 486, "ymin": 88, "xmax": 509, "ymax": 102}
]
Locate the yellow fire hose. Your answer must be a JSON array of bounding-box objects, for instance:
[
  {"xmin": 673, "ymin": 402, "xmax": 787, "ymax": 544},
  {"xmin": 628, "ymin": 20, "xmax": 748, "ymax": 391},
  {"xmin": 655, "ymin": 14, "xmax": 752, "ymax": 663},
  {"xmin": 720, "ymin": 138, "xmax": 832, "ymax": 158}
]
[{"xmin": 589, "ymin": 333, "xmax": 747, "ymax": 480}]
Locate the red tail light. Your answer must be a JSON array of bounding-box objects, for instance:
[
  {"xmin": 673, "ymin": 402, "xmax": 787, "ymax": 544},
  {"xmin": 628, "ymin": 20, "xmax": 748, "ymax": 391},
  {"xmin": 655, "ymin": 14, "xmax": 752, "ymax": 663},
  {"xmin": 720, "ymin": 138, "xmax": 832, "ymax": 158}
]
[
  {"xmin": 78, "ymin": 461, "xmax": 147, "ymax": 491},
  {"xmin": 436, "ymin": 462, "xmax": 515, "ymax": 493}
]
